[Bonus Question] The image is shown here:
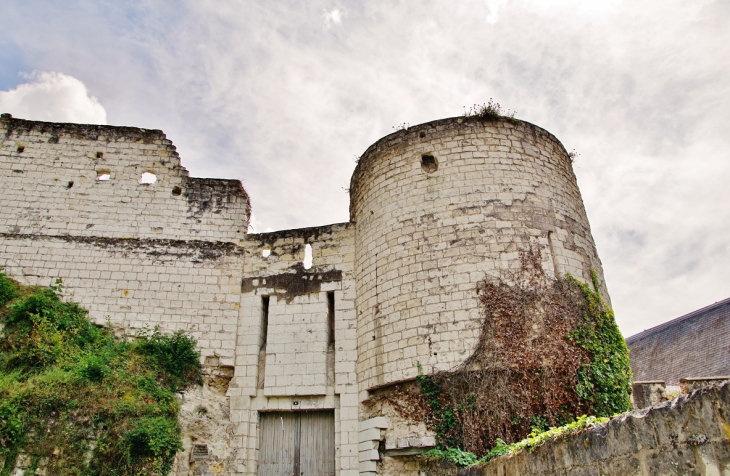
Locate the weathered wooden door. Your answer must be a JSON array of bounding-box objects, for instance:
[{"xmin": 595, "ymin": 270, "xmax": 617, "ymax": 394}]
[{"xmin": 259, "ymin": 411, "xmax": 335, "ymax": 476}]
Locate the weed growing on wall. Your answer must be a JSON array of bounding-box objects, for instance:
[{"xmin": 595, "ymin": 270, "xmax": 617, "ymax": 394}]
[
  {"xmin": 0, "ymin": 274, "xmax": 201, "ymax": 475},
  {"xmin": 463, "ymin": 99, "xmax": 517, "ymax": 122},
  {"xmin": 400, "ymin": 249, "xmax": 631, "ymax": 457}
]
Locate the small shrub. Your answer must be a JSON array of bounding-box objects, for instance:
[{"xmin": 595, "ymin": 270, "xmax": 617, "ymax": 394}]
[
  {"xmin": 423, "ymin": 447, "xmax": 478, "ymax": 468},
  {"xmin": 79, "ymin": 355, "xmax": 108, "ymax": 383},
  {"xmin": 122, "ymin": 417, "xmax": 183, "ymax": 473},
  {"xmin": 136, "ymin": 328, "xmax": 201, "ymax": 390}
]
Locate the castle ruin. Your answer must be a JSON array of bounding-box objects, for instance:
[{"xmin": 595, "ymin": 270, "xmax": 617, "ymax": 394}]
[{"xmin": 0, "ymin": 113, "xmax": 609, "ymax": 475}]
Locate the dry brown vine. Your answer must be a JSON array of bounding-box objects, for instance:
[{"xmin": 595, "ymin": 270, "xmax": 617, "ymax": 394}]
[{"xmin": 373, "ymin": 247, "xmax": 613, "ymax": 456}]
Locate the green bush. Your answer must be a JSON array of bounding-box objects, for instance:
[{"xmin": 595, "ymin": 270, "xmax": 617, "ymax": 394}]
[
  {"xmin": 0, "ymin": 276, "xmax": 201, "ymax": 475},
  {"xmin": 424, "ymin": 415, "xmax": 611, "ymax": 468},
  {"xmin": 123, "ymin": 417, "xmax": 182, "ymax": 470},
  {"xmin": 0, "ymin": 271, "xmax": 18, "ymax": 308},
  {"xmin": 136, "ymin": 328, "xmax": 201, "ymax": 390}
]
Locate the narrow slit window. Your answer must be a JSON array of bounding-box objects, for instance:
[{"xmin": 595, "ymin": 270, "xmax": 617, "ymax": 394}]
[
  {"xmin": 327, "ymin": 291, "xmax": 335, "ymax": 346},
  {"xmin": 303, "ymin": 244, "xmax": 313, "ymax": 269},
  {"xmin": 261, "ymin": 296, "xmax": 270, "ymax": 346}
]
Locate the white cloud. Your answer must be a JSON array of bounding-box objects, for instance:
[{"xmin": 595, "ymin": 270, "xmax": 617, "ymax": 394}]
[
  {"xmin": 2, "ymin": 0, "xmax": 729, "ymax": 337},
  {"xmin": 486, "ymin": 0, "xmax": 508, "ymax": 23},
  {"xmin": 0, "ymin": 72, "xmax": 106, "ymax": 124},
  {"xmin": 323, "ymin": 8, "xmax": 343, "ymax": 29}
]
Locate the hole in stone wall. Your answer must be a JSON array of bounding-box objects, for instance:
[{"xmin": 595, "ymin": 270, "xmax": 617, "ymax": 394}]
[
  {"xmin": 139, "ymin": 172, "xmax": 157, "ymax": 184},
  {"xmin": 421, "ymin": 154, "xmax": 438, "ymax": 173},
  {"xmin": 303, "ymin": 244, "xmax": 313, "ymax": 270},
  {"xmin": 419, "ymin": 131, "xmax": 426, "ymax": 138},
  {"xmin": 262, "ymin": 246, "xmax": 272, "ymax": 258},
  {"xmin": 16, "ymin": 146, "xmax": 24, "ymax": 153},
  {"xmin": 96, "ymin": 171, "xmax": 111, "ymax": 181},
  {"xmin": 172, "ymin": 185, "xmax": 182, "ymax": 196},
  {"xmin": 96, "ymin": 151, "xmax": 103, "ymax": 159},
  {"xmin": 67, "ymin": 181, "xmax": 74, "ymax": 189}
]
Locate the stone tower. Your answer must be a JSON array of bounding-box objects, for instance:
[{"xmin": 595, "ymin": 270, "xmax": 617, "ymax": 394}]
[{"xmin": 350, "ymin": 116, "xmax": 608, "ymax": 392}]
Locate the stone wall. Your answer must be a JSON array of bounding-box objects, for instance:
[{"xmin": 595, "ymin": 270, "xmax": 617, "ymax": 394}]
[
  {"xmin": 350, "ymin": 117, "xmax": 608, "ymax": 392},
  {"xmin": 227, "ymin": 224, "xmax": 361, "ymax": 475},
  {"xmin": 0, "ymin": 115, "xmax": 250, "ymax": 242},
  {"xmin": 0, "ymin": 233, "xmax": 244, "ymax": 366},
  {"xmin": 420, "ymin": 380, "xmax": 730, "ymax": 476}
]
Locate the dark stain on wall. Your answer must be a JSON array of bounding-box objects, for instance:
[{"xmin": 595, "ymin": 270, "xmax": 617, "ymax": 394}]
[
  {"xmin": 0, "ymin": 232, "xmax": 243, "ymax": 263},
  {"xmin": 184, "ymin": 177, "xmax": 250, "ymax": 222},
  {"xmin": 241, "ymin": 263, "xmax": 342, "ymax": 303}
]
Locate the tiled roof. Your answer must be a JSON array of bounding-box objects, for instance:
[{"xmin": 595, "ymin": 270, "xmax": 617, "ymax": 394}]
[{"xmin": 626, "ymin": 297, "xmax": 730, "ymax": 383}]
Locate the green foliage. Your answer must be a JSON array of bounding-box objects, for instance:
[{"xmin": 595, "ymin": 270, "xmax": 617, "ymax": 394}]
[
  {"xmin": 0, "ymin": 277, "xmax": 202, "ymax": 475},
  {"xmin": 422, "ymin": 447, "xmax": 478, "ymax": 468},
  {"xmin": 0, "ymin": 270, "xmax": 18, "ymax": 308},
  {"xmin": 530, "ymin": 415, "xmax": 550, "ymax": 434},
  {"xmin": 424, "ymin": 415, "xmax": 610, "ymax": 468},
  {"xmin": 136, "ymin": 327, "xmax": 201, "ymax": 391},
  {"xmin": 479, "ymin": 415, "xmax": 610, "ymax": 464},
  {"xmin": 119, "ymin": 417, "xmax": 183, "ymax": 474},
  {"xmin": 567, "ymin": 271, "xmax": 633, "ymax": 416},
  {"xmin": 412, "ymin": 264, "xmax": 632, "ymax": 457},
  {"xmin": 416, "ymin": 362, "xmax": 460, "ymax": 448}
]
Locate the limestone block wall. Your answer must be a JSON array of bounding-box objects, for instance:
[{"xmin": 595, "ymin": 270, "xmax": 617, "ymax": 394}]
[
  {"xmin": 452, "ymin": 380, "xmax": 730, "ymax": 476},
  {"xmin": 227, "ymin": 224, "xmax": 361, "ymax": 475},
  {"xmin": 0, "ymin": 233, "xmax": 244, "ymax": 366},
  {"xmin": 0, "ymin": 115, "xmax": 250, "ymax": 242},
  {"xmin": 350, "ymin": 117, "xmax": 607, "ymax": 391}
]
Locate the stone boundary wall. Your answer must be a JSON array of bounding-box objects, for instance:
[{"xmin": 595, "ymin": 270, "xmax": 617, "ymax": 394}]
[{"xmin": 446, "ymin": 379, "xmax": 730, "ymax": 475}]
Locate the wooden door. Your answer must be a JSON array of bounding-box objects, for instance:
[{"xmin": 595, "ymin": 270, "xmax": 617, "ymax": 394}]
[{"xmin": 259, "ymin": 411, "xmax": 335, "ymax": 476}]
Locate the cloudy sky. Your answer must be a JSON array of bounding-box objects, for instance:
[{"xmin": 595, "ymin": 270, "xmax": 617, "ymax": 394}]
[{"xmin": 1, "ymin": 0, "xmax": 728, "ymax": 337}]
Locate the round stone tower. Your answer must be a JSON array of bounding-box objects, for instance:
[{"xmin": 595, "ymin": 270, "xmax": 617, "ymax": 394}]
[{"xmin": 350, "ymin": 116, "xmax": 608, "ymax": 392}]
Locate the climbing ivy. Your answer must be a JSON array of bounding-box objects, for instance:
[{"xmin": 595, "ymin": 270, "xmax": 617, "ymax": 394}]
[{"xmin": 567, "ymin": 270, "xmax": 633, "ymax": 416}]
